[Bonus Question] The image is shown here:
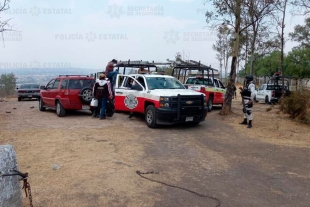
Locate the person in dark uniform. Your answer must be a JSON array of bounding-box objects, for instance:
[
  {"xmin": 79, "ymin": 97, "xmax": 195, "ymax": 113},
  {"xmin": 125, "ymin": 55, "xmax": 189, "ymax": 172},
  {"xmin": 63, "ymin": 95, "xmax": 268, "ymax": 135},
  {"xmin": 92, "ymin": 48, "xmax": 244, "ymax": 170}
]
[
  {"xmin": 233, "ymin": 85, "xmax": 237, "ymax": 99},
  {"xmin": 92, "ymin": 73, "xmax": 113, "ymax": 120},
  {"xmin": 239, "ymin": 75, "xmax": 255, "ymax": 128}
]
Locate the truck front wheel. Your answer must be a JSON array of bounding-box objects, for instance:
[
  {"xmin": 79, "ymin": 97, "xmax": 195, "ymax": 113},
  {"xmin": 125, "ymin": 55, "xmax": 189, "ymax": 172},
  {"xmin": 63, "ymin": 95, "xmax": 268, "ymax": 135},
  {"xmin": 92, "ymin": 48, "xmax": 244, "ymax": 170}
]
[
  {"xmin": 207, "ymin": 97, "xmax": 213, "ymax": 112},
  {"xmin": 145, "ymin": 105, "xmax": 157, "ymax": 128}
]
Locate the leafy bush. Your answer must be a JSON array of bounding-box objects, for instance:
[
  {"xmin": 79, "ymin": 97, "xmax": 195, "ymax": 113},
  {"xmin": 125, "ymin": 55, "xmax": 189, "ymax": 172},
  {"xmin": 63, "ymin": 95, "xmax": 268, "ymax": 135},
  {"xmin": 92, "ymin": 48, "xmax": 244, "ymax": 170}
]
[{"xmin": 280, "ymin": 89, "xmax": 310, "ymax": 124}]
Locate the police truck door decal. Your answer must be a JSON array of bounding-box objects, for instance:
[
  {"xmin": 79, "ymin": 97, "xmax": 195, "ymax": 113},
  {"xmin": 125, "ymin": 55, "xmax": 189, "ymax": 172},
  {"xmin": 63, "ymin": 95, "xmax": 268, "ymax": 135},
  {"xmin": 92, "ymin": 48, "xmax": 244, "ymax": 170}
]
[{"xmin": 124, "ymin": 94, "xmax": 138, "ymax": 109}]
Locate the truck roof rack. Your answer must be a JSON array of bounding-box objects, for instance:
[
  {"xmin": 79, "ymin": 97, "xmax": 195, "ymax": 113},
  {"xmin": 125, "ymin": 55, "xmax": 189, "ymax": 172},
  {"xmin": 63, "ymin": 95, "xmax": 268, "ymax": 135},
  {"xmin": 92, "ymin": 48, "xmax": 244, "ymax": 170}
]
[
  {"xmin": 115, "ymin": 59, "xmax": 172, "ymax": 74},
  {"xmin": 59, "ymin": 75, "xmax": 90, "ymax": 77},
  {"xmin": 169, "ymin": 60, "xmax": 218, "ymax": 83},
  {"xmin": 116, "ymin": 60, "xmax": 172, "ymax": 67}
]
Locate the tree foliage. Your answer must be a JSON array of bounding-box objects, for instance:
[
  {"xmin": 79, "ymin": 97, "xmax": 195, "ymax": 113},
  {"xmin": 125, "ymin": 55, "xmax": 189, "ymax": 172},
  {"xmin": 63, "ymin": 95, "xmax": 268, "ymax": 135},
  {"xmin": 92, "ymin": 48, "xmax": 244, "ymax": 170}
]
[
  {"xmin": 289, "ymin": 17, "xmax": 310, "ymax": 48},
  {"xmin": 0, "ymin": 73, "xmax": 16, "ymax": 95},
  {"xmin": 240, "ymin": 51, "xmax": 283, "ymax": 77},
  {"xmin": 286, "ymin": 47, "xmax": 310, "ymax": 78}
]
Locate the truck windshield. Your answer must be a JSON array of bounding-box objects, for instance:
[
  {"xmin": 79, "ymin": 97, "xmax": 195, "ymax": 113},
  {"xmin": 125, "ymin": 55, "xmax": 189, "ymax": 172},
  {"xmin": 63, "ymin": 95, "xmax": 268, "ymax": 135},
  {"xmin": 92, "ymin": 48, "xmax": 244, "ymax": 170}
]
[
  {"xmin": 185, "ymin": 78, "xmax": 213, "ymax": 85},
  {"xmin": 20, "ymin": 84, "xmax": 39, "ymax": 89},
  {"xmin": 266, "ymin": 85, "xmax": 288, "ymax": 90},
  {"xmin": 146, "ymin": 77, "xmax": 185, "ymax": 90}
]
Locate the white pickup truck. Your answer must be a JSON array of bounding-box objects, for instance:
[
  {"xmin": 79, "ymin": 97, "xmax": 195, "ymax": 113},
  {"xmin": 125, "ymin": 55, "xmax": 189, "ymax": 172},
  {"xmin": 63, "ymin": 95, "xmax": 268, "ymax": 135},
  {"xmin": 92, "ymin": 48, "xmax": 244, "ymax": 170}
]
[
  {"xmin": 114, "ymin": 73, "xmax": 208, "ymax": 128},
  {"xmin": 256, "ymin": 84, "xmax": 290, "ymax": 104}
]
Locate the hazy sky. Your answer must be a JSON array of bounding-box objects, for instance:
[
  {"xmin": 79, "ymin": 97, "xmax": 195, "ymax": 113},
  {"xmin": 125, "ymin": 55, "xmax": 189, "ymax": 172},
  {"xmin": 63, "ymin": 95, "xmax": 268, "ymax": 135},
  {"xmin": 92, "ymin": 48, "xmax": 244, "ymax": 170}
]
[{"xmin": 0, "ymin": 0, "xmax": 305, "ymax": 71}]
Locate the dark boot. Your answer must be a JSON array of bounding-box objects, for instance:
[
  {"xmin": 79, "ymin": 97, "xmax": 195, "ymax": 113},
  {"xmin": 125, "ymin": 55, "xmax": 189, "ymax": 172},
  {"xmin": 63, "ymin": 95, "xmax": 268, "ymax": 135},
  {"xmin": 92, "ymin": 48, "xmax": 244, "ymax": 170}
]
[
  {"xmin": 128, "ymin": 112, "xmax": 133, "ymax": 118},
  {"xmin": 239, "ymin": 118, "xmax": 247, "ymax": 125},
  {"xmin": 247, "ymin": 120, "xmax": 252, "ymax": 128}
]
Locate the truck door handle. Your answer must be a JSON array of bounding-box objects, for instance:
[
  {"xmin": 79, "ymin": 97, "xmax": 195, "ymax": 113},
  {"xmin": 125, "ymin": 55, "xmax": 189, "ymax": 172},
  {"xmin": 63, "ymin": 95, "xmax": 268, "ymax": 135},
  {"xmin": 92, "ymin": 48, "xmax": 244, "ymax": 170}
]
[{"xmin": 116, "ymin": 92, "xmax": 123, "ymax": 94}]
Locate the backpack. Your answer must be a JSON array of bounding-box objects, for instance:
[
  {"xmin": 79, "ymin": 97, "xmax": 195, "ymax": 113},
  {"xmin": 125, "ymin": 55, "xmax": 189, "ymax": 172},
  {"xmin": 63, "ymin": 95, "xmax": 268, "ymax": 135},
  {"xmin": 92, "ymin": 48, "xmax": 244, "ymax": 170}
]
[{"xmin": 106, "ymin": 98, "xmax": 115, "ymax": 117}]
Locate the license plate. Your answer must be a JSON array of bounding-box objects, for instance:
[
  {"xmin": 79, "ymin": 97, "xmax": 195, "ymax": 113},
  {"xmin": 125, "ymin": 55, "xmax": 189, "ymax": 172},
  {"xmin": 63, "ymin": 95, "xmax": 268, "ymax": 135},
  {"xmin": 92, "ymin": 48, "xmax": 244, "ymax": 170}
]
[
  {"xmin": 82, "ymin": 105, "xmax": 90, "ymax": 110},
  {"xmin": 186, "ymin": 117, "xmax": 193, "ymax": 122},
  {"xmin": 28, "ymin": 95, "xmax": 32, "ymax": 97}
]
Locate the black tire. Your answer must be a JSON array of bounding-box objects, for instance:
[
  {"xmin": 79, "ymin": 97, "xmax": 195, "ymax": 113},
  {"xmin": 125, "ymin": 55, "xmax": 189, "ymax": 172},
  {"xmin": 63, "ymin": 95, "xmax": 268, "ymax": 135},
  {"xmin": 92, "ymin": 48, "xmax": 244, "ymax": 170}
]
[
  {"xmin": 18, "ymin": 97, "xmax": 21, "ymax": 102},
  {"xmin": 265, "ymin": 96, "xmax": 270, "ymax": 104},
  {"xmin": 79, "ymin": 87, "xmax": 93, "ymax": 103},
  {"xmin": 207, "ymin": 97, "xmax": 213, "ymax": 112},
  {"xmin": 39, "ymin": 98, "xmax": 46, "ymax": 111},
  {"xmin": 145, "ymin": 105, "xmax": 157, "ymax": 128},
  {"xmin": 56, "ymin": 101, "xmax": 66, "ymax": 117}
]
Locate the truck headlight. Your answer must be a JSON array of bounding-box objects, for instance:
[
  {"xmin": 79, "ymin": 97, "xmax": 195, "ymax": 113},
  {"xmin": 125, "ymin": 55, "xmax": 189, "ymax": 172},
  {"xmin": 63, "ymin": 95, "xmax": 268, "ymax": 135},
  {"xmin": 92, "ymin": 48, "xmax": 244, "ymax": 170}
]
[
  {"xmin": 160, "ymin": 102, "xmax": 170, "ymax": 107},
  {"xmin": 159, "ymin": 96, "xmax": 171, "ymax": 108},
  {"xmin": 160, "ymin": 96, "xmax": 170, "ymax": 102},
  {"xmin": 204, "ymin": 96, "xmax": 207, "ymax": 106}
]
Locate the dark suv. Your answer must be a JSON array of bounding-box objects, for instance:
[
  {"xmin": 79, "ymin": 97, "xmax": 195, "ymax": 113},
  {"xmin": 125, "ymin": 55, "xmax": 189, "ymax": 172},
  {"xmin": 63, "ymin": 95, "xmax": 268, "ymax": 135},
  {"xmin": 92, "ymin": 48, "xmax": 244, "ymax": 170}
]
[{"xmin": 39, "ymin": 75, "xmax": 95, "ymax": 117}]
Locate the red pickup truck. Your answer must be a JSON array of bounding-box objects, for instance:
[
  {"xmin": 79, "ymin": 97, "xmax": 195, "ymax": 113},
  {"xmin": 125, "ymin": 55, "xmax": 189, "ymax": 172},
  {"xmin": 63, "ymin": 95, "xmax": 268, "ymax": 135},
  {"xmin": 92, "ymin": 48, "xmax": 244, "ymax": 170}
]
[
  {"xmin": 171, "ymin": 60, "xmax": 226, "ymax": 112},
  {"xmin": 184, "ymin": 76, "xmax": 226, "ymax": 111}
]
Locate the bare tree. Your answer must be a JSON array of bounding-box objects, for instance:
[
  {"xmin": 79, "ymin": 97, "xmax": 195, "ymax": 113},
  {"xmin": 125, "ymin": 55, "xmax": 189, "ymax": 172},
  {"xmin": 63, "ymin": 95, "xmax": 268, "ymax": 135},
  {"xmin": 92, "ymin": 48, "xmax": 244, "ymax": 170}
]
[
  {"xmin": 244, "ymin": 0, "xmax": 279, "ymax": 75},
  {"xmin": 205, "ymin": 0, "xmax": 277, "ymax": 115},
  {"xmin": 0, "ymin": 0, "xmax": 13, "ymax": 45},
  {"xmin": 273, "ymin": 0, "xmax": 289, "ymax": 97},
  {"xmin": 291, "ymin": 0, "xmax": 310, "ymax": 15},
  {"xmin": 212, "ymin": 25, "xmax": 232, "ymax": 82}
]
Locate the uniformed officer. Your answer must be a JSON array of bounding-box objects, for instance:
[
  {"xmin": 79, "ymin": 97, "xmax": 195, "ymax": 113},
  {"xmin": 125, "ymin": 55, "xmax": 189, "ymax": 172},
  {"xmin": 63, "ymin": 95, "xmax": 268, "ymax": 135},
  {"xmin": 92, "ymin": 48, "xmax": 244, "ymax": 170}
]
[{"xmin": 240, "ymin": 75, "xmax": 256, "ymax": 128}]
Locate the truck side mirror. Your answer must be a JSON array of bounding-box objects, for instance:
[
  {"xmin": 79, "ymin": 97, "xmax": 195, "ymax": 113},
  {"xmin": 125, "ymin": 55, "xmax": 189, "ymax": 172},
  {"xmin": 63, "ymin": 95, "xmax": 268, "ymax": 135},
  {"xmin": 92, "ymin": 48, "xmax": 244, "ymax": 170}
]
[{"xmin": 40, "ymin": 86, "xmax": 46, "ymax": 90}]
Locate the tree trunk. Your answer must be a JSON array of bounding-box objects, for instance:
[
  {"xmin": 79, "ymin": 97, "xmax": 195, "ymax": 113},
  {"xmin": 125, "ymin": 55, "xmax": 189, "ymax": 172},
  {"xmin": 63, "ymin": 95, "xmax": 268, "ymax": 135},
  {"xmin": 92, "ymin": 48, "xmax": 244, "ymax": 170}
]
[
  {"xmin": 281, "ymin": 0, "xmax": 287, "ymax": 98},
  {"xmin": 250, "ymin": 40, "xmax": 255, "ymax": 75},
  {"xmin": 220, "ymin": 0, "xmax": 241, "ymax": 115}
]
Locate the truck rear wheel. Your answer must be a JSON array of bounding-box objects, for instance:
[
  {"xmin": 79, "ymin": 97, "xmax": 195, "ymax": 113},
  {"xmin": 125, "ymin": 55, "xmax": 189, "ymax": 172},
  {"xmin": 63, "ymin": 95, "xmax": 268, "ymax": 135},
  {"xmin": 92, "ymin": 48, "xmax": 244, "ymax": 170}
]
[
  {"xmin": 145, "ymin": 105, "xmax": 157, "ymax": 128},
  {"xmin": 265, "ymin": 96, "xmax": 270, "ymax": 104},
  {"xmin": 56, "ymin": 101, "xmax": 66, "ymax": 117}
]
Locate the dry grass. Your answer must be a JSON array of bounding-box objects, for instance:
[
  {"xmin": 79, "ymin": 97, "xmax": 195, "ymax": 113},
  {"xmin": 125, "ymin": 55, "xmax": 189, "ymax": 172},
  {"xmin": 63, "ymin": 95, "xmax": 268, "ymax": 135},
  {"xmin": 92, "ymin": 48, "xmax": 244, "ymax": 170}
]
[
  {"xmin": 227, "ymin": 93, "xmax": 310, "ymax": 149},
  {"xmin": 280, "ymin": 89, "xmax": 310, "ymax": 124},
  {"xmin": 1, "ymin": 96, "xmax": 310, "ymax": 206}
]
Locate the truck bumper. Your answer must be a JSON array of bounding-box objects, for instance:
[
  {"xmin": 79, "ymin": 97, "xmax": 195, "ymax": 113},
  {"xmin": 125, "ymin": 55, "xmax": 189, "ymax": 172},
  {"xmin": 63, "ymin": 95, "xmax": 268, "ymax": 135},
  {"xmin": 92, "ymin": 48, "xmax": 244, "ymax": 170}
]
[
  {"xmin": 155, "ymin": 107, "xmax": 208, "ymax": 125},
  {"xmin": 18, "ymin": 94, "xmax": 40, "ymax": 98}
]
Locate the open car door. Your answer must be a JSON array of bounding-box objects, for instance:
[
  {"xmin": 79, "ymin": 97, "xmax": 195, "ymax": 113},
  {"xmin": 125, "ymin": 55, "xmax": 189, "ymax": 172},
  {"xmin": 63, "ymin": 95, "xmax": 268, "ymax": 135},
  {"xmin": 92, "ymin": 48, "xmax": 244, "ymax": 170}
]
[{"xmin": 114, "ymin": 74, "xmax": 146, "ymax": 112}]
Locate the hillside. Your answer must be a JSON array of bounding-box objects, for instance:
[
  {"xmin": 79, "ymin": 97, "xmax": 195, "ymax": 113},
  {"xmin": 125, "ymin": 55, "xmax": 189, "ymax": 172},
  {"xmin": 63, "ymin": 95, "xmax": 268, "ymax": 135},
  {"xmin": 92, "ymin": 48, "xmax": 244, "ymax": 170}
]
[{"xmin": 0, "ymin": 68, "xmax": 100, "ymax": 84}]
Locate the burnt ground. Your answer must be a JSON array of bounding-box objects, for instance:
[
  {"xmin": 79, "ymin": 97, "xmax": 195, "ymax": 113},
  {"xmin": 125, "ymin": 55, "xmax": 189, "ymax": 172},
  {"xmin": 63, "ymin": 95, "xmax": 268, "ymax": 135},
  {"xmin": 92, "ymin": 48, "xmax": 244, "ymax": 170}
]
[{"xmin": 0, "ymin": 97, "xmax": 309, "ymax": 207}]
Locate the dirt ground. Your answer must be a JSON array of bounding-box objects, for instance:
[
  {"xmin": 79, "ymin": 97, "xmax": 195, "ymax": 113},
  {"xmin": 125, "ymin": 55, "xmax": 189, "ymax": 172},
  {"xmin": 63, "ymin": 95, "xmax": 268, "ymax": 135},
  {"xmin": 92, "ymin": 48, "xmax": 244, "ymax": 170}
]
[{"xmin": 0, "ymin": 93, "xmax": 309, "ymax": 207}]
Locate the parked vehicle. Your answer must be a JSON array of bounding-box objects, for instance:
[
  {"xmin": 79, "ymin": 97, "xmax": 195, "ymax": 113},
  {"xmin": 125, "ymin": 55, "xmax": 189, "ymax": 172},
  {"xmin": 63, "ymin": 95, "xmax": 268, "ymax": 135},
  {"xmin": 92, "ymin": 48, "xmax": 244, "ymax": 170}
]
[
  {"xmin": 16, "ymin": 83, "xmax": 41, "ymax": 101},
  {"xmin": 112, "ymin": 60, "xmax": 208, "ymax": 128},
  {"xmin": 256, "ymin": 73, "xmax": 291, "ymax": 104},
  {"xmin": 39, "ymin": 75, "xmax": 95, "ymax": 117},
  {"xmin": 184, "ymin": 76, "xmax": 226, "ymax": 111},
  {"xmin": 171, "ymin": 60, "xmax": 226, "ymax": 112}
]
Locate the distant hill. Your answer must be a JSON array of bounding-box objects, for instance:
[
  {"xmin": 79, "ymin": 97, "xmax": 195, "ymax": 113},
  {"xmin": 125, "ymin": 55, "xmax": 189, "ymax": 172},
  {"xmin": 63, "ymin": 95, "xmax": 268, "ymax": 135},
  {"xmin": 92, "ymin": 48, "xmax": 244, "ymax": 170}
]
[
  {"xmin": 0, "ymin": 68, "xmax": 101, "ymax": 84},
  {"xmin": 0, "ymin": 68, "xmax": 100, "ymax": 75}
]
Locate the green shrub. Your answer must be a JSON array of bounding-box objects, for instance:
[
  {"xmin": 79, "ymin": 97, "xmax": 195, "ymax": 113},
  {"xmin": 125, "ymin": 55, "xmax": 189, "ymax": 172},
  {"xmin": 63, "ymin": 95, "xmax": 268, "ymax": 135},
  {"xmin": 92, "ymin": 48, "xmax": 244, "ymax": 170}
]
[{"xmin": 280, "ymin": 89, "xmax": 310, "ymax": 124}]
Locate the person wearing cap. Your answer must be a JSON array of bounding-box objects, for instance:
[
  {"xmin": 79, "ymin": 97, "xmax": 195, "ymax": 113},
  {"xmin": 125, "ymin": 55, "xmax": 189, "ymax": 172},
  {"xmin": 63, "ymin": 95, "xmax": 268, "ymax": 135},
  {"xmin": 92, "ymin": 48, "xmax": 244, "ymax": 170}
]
[
  {"xmin": 92, "ymin": 73, "xmax": 113, "ymax": 120},
  {"xmin": 105, "ymin": 59, "xmax": 118, "ymax": 93}
]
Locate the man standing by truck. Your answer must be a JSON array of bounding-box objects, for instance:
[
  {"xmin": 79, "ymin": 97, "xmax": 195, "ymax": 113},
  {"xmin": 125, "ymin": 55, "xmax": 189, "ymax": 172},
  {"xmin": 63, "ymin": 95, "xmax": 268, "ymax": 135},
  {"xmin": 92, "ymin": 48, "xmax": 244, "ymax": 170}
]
[
  {"xmin": 239, "ymin": 75, "xmax": 256, "ymax": 128},
  {"xmin": 93, "ymin": 73, "xmax": 113, "ymax": 120},
  {"xmin": 105, "ymin": 59, "xmax": 118, "ymax": 93}
]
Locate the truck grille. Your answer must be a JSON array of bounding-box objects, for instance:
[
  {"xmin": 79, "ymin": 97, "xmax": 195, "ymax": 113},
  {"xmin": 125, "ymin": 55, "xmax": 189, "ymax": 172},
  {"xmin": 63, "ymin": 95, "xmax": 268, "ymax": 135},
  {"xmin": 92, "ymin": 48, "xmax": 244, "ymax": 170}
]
[{"xmin": 171, "ymin": 95, "xmax": 204, "ymax": 115}]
